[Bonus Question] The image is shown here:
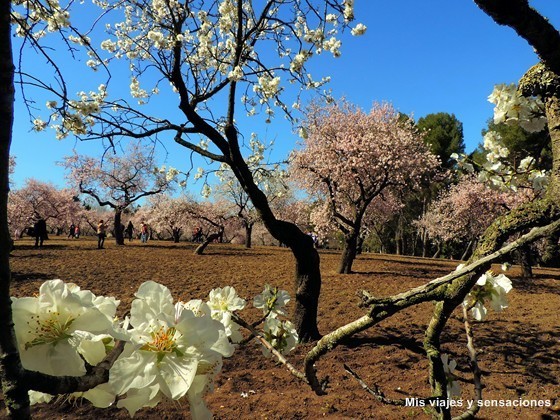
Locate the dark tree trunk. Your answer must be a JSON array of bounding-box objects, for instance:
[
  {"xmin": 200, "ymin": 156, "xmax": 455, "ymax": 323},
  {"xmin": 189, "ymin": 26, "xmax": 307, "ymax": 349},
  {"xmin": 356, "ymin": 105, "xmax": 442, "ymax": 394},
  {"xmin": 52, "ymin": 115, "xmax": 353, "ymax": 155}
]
[
  {"xmin": 244, "ymin": 222, "xmax": 253, "ymax": 248},
  {"xmin": 113, "ymin": 210, "xmax": 124, "ymax": 245},
  {"xmin": 339, "ymin": 232, "xmax": 359, "ymax": 274},
  {"xmin": 517, "ymin": 244, "xmax": 534, "ymax": 279},
  {"xmin": 290, "ymin": 233, "xmax": 321, "ymax": 341},
  {"xmin": 214, "ymin": 125, "xmax": 322, "ymax": 341},
  {"xmin": 541, "ymin": 230, "xmax": 560, "ymax": 267},
  {"xmin": 421, "ymin": 229, "xmax": 428, "ymax": 258},
  {"xmin": 0, "ymin": 3, "xmax": 31, "ymax": 416},
  {"xmin": 356, "ymin": 234, "xmax": 364, "ymax": 255},
  {"xmin": 172, "ymin": 227, "xmax": 181, "ymax": 243},
  {"xmin": 194, "ymin": 230, "xmax": 222, "ymax": 255},
  {"xmin": 395, "ymin": 220, "xmax": 402, "ymax": 256}
]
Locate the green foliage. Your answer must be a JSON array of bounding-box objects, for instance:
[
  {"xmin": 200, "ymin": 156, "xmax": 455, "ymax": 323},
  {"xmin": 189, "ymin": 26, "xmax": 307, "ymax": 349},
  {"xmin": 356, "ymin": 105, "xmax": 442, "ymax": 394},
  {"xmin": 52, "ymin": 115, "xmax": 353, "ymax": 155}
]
[{"xmin": 416, "ymin": 113, "xmax": 465, "ymax": 169}]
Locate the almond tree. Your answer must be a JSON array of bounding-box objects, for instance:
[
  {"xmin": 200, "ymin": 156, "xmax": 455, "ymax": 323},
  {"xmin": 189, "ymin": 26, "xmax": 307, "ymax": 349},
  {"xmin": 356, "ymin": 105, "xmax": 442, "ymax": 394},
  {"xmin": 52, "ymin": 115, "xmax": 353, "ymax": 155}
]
[
  {"xmin": 61, "ymin": 143, "xmax": 176, "ymax": 245},
  {"xmin": 182, "ymin": 198, "xmax": 240, "ymax": 254},
  {"xmin": 8, "ymin": 178, "xmax": 83, "ymax": 237},
  {"xmin": 3, "ymin": 1, "xmax": 560, "ymax": 419},
  {"xmin": 22, "ymin": 0, "xmax": 367, "ymax": 340},
  {"xmin": 291, "ymin": 100, "xmax": 439, "ymax": 273},
  {"xmin": 142, "ymin": 194, "xmax": 192, "ymax": 242},
  {"xmin": 2, "ymin": 0, "xmax": 363, "ymax": 417},
  {"xmin": 416, "ymin": 176, "xmax": 521, "ymax": 260}
]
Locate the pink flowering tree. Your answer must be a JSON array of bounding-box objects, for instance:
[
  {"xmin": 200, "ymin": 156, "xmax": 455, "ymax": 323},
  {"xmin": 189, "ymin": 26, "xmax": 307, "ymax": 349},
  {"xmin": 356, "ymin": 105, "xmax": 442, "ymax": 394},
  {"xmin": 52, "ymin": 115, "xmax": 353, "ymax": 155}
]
[
  {"xmin": 61, "ymin": 143, "xmax": 176, "ymax": 245},
  {"xmin": 141, "ymin": 195, "xmax": 192, "ymax": 242},
  {"xmin": 7, "ymin": 179, "xmax": 83, "ymax": 238},
  {"xmin": 182, "ymin": 198, "xmax": 240, "ymax": 255},
  {"xmin": 291, "ymin": 100, "xmax": 439, "ymax": 273},
  {"xmin": 416, "ymin": 176, "xmax": 523, "ymax": 260}
]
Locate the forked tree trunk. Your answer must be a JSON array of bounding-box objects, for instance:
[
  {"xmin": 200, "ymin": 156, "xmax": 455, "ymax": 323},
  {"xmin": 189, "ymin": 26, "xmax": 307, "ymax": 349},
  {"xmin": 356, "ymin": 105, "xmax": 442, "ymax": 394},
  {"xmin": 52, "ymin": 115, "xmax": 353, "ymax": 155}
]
[
  {"xmin": 0, "ymin": 3, "xmax": 31, "ymax": 416},
  {"xmin": 339, "ymin": 232, "xmax": 359, "ymax": 274}
]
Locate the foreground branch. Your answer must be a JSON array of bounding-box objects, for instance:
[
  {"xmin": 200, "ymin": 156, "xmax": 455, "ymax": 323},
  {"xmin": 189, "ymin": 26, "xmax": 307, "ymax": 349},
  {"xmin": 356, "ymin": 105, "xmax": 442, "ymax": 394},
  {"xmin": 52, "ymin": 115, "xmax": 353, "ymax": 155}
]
[
  {"xmin": 22, "ymin": 340, "xmax": 124, "ymax": 395},
  {"xmin": 304, "ymin": 215, "xmax": 560, "ymax": 394}
]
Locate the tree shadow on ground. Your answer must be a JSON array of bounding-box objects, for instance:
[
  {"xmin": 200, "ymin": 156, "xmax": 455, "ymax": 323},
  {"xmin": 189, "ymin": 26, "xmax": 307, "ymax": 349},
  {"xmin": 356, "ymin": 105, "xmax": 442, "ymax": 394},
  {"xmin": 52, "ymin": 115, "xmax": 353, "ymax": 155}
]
[
  {"xmin": 511, "ymin": 277, "xmax": 560, "ymax": 294},
  {"xmin": 11, "ymin": 272, "xmax": 57, "ymax": 283},
  {"xmin": 341, "ymin": 325, "xmax": 426, "ymax": 356},
  {"xmin": 439, "ymin": 319, "xmax": 560, "ymax": 385},
  {"xmin": 351, "ymin": 268, "xmax": 452, "ymax": 279},
  {"xmin": 13, "ymin": 244, "xmax": 68, "ymax": 251}
]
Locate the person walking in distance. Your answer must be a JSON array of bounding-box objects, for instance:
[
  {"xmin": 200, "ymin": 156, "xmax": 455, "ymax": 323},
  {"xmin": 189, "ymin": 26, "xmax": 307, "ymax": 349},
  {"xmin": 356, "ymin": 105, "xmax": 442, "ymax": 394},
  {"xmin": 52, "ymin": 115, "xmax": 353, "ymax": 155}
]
[
  {"xmin": 34, "ymin": 218, "xmax": 48, "ymax": 248},
  {"xmin": 140, "ymin": 222, "xmax": 149, "ymax": 243},
  {"xmin": 68, "ymin": 223, "xmax": 76, "ymax": 239},
  {"xmin": 97, "ymin": 220, "xmax": 108, "ymax": 249}
]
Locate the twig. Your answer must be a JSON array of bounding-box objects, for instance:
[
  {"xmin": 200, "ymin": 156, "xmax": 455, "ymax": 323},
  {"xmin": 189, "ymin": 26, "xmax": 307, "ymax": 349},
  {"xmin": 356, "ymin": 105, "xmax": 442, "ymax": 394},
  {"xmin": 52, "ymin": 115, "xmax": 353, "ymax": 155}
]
[
  {"xmin": 343, "ymin": 364, "xmax": 412, "ymax": 406},
  {"xmin": 231, "ymin": 313, "xmax": 306, "ymax": 382}
]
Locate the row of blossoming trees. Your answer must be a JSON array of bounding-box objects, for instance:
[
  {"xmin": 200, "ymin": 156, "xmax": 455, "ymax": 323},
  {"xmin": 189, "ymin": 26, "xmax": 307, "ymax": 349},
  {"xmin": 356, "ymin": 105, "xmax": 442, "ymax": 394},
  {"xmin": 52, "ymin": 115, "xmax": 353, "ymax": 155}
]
[{"xmin": 2, "ymin": 0, "xmax": 560, "ymax": 419}]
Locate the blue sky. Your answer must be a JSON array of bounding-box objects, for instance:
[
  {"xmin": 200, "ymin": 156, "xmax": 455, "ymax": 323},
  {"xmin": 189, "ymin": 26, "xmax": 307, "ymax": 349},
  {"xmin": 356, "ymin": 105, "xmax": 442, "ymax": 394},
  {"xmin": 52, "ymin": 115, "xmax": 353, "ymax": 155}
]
[{"xmin": 10, "ymin": 1, "xmax": 560, "ymax": 192}]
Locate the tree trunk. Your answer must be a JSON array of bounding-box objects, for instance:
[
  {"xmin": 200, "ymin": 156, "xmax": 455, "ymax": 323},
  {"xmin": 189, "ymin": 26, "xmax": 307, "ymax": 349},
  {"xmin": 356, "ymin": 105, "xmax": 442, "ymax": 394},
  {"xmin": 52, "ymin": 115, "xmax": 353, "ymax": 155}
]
[
  {"xmin": 460, "ymin": 240, "xmax": 473, "ymax": 261},
  {"xmin": 113, "ymin": 210, "xmax": 124, "ymax": 245},
  {"xmin": 516, "ymin": 244, "xmax": 534, "ymax": 279},
  {"xmin": 421, "ymin": 229, "xmax": 428, "ymax": 258},
  {"xmin": 172, "ymin": 227, "xmax": 181, "ymax": 243},
  {"xmin": 541, "ymin": 230, "xmax": 560, "ymax": 267},
  {"xmin": 244, "ymin": 223, "xmax": 252, "ymax": 248},
  {"xmin": 0, "ymin": 4, "xmax": 31, "ymax": 416},
  {"xmin": 356, "ymin": 234, "xmax": 364, "ymax": 255},
  {"xmin": 194, "ymin": 230, "xmax": 222, "ymax": 255},
  {"xmin": 432, "ymin": 241, "xmax": 442, "ymax": 259},
  {"xmin": 394, "ymin": 216, "xmax": 402, "ymax": 255},
  {"xmin": 338, "ymin": 231, "xmax": 359, "ymax": 274}
]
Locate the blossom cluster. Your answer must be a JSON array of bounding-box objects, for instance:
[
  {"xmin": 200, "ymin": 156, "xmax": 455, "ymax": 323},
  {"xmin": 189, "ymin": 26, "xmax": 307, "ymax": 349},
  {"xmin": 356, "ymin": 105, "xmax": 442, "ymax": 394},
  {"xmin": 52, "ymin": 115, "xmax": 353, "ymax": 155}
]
[
  {"xmin": 463, "ymin": 270, "xmax": 513, "ymax": 321},
  {"xmin": 451, "ymin": 84, "xmax": 550, "ymax": 193},
  {"xmin": 488, "ymin": 84, "xmax": 547, "ymax": 133},
  {"xmin": 12, "ymin": 280, "xmax": 297, "ymax": 418}
]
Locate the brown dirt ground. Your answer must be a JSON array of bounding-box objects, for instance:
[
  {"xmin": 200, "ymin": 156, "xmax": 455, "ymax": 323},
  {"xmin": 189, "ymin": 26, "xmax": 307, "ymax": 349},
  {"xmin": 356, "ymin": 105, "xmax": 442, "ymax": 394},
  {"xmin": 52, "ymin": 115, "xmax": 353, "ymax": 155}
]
[{"xmin": 3, "ymin": 237, "xmax": 560, "ymax": 419}]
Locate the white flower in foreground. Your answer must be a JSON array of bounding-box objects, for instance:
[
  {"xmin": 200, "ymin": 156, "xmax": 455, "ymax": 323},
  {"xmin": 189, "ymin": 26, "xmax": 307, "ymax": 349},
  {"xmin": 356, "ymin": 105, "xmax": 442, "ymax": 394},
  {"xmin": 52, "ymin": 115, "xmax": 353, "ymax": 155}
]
[
  {"xmin": 441, "ymin": 354, "xmax": 461, "ymax": 397},
  {"xmin": 464, "ymin": 271, "xmax": 513, "ymax": 321},
  {"xmin": 253, "ymin": 284, "xmax": 291, "ymax": 316},
  {"xmin": 207, "ymin": 286, "xmax": 246, "ymax": 342},
  {"xmin": 12, "ymin": 279, "xmax": 119, "ymax": 377},
  {"xmin": 261, "ymin": 317, "xmax": 298, "ymax": 357},
  {"xmin": 207, "ymin": 286, "xmax": 246, "ymax": 312},
  {"xmin": 109, "ymin": 281, "xmax": 234, "ymax": 418}
]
